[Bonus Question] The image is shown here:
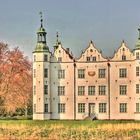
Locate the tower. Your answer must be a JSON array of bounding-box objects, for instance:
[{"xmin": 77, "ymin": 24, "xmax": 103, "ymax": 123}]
[
  {"xmin": 134, "ymin": 27, "xmax": 140, "ymax": 59},
  {"xmin": 133, "ymin": 27, "xmax": 140, "ymax": 120},
  {"xmin": 33, "ymin": 13, "xmax": 51, "ymax": 120}
]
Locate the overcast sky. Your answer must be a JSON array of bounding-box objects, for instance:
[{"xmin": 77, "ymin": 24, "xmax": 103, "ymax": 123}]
[{"xmin": 0, "ymin": 0, "xmax": 140, "ymax": 59}]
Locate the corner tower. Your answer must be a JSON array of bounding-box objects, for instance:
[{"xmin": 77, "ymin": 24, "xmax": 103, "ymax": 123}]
[
  {"xmin": 33, "ymin": 13, "xmax": 51, "ymax": 120},
  {"xmin": 134, "ymin": 27, "xmax": 140, "ymax": 59},
  {"xmin": 133, "ymin": 27, "xmax": 140, "ymax": 120}
]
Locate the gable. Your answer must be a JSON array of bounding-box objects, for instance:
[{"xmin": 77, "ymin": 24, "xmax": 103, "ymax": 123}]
[
  {"xmin": 111, "ymin": 41, "xmax": 134, "ymax": 61},
  {"xmin": 51, "ymin": 44, "xmax": 74, "ymax": 62},
  {"xmin": 77, "ymin": 41, "xmax": 107, "ymax": 62}
]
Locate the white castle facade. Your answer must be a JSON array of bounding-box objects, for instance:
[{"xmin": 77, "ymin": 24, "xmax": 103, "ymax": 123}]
[{"xmin": 33, "ymin": 18, "xmax": 140, "ymax": 120}]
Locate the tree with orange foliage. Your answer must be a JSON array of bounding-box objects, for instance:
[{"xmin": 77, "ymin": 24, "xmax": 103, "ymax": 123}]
[{"xmin": 0, "ymin": 43, "xmax": 32, "ymax": 116}]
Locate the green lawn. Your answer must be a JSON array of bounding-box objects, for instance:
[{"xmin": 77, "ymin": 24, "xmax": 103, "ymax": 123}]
[{"xmin": 0, "ymin": 120, "xmax": 139, "ymax": 139}]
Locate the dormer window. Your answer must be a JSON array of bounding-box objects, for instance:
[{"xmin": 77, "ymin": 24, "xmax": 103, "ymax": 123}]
[
  {"xmin": 58, "ymin": 57, "xmax": 62, "ymax": 62},
  {"xmin": 87, "ymin": 56, "xmax": 96, "ymax": 62},
  {"xmin": 87, "ymin": 57, "xmax": 90, "ymax": 61},
  {"xmin": 92, "ymin": 57, "xmax": 96, "ymax": 61},
  {"xmin": 122, "ymin": 55, "xmax": 126, "ymax": 61}
]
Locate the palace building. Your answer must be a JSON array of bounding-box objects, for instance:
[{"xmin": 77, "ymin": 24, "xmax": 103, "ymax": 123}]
[{"xmin": 33, "ymin": 16, "xmax": 140, "ymax": 120}]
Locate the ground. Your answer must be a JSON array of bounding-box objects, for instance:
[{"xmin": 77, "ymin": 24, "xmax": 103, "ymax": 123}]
[{"xmin": 0, "ymin": 120, "xmax": 139, "ymax": 139}]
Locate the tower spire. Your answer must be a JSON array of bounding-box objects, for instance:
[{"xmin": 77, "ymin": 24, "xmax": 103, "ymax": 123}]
[
  {"xmin": 35, "ymin": 12, "xmax": 49, "ymax": 52},
  {"xmin": 56, "ymin": 31, "xmax": 61, "ymax": 45},
  {"xmin": 39, "ymin": 11, "xmax": 43, "ymax": 28},
  {"xmin": 54, "ymin": 32, "xmax": 61, "ymax": 50},
  {"xmin": 136, "ymin": 27, "xmax": 140, "ymax": 49},
  {"xmin": 138, "ymin": 27, "xmax": 140, "ymax": 40},
  {"xmin": 56, "ymin": 32, "xmax": 59, "ymax": 44}
]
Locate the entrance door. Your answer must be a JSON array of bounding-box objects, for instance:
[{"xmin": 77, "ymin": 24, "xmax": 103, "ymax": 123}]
[{"xmin": 89, "ymin": 103, "xmax": 95, "ymax": 116}]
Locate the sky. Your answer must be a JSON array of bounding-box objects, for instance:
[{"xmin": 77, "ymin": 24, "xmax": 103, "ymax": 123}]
[{"xmin": 0, "ymin": 0, "xmax": 140, "ymax": 59}]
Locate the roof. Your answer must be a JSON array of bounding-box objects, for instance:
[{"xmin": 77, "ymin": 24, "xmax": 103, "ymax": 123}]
[{"xmin": 37, "ymin": 27, "xmax": 46, "ymax": 33}]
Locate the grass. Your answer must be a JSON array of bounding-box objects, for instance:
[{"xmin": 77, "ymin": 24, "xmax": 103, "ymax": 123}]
[{"xmin": 0, "ymin": 120, "xmax": 139, "ymax": 139}]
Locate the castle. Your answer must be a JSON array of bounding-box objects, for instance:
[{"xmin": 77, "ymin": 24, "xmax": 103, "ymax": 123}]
[{"xmin": 33, "ymin": 16, "xmax": 140, "ymax": 120}]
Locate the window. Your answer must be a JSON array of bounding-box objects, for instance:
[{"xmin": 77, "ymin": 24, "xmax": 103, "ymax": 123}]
[
  {"xmin": 136, "ymin": 84, "xmax": 139, "ymax": 94},
  {"xmin": 120, "ymin": 85, "xmax": 127, "ymax": 95},
  {"xmin": 44, "ymin": 68, "xmax": 48, "ymax": 78},
  {"xmin": 120, "ymin": 103, "xmax": 127, "ymax": 113},
  {"xmin": 99, "ymin": 86, "xmax": 106, "ymax": 95},
  {"xmin": 88, "ymin": 86, "xmax": 95, "ymax": 95},
  {"xmin": 44, "ymin": 55, "xmax": 48, "ymax": 61},
  {"xmin": 44, "ymin": 104, "xmax": 48, "ymax": 113},
  {"xmin": 78, "ymin": 86, "xmax": 85, "ymax": 96},
  {"xmin": 78, "ymin": 103, "xmax": 85, "ymax": 113},
  {"xmin": 58, "ymin": 70, "xmax": 65, "ymax": 79},
  {"xmin": 34, "ymin": 55, "xmax": 36, "ymax": 62},
  {"xmin": 136, "ymin": 103, "xmax": 140, "ymax": 112},
  {"xmin": 58, "ymin": 86, "xmax": 65, "ymax": 96},
  {"xmin": 92, "ymin": 57, "xmax": 96, "ymax": 61},
  {"xmin": 58, "ymin": 57, "xmax": 62, "ymax": 62},
  {"xmin": 122, "ymin": 55, "xmax": 126, "ymax": 61},
  {"xmin": 33, "ymin": 85, "xmax": 36, "ymax": 95},
  {"xmin": 136, "ymin": 52, "xmax": 139, "ymax": 59},
  {"xmin": 86, "ymin": 57, "xmax": 96, "ymax": 62},
  {"xmin": 136, "ymin": 67, "xmax": 139, "ymax": 76},
  {"xmin": 44, "ymin": 85, "xmax": 48, "ymax": 95},
  {"xmin": 34, "ymin": 104, "xmax": 36, "ymax": 113},
  {"xmin": 78, "ymin": 69, "xmax": 85, "ymax": 78},
  {"xmin": 98, "ymin": 69, "xmax": 106, "ymax": 78},
  {"xmin": 87, "ymin": 57, "xmax": 90, "ymax": 61},
  {"xmin": 119, "ymin": 68, "xmax": 127, "ymax": 78},
  {"xmin": 58, "ymin": 103, "xmax": 65, "ymax": 113},
  {"xmin": 33, "ymin": 69, "xmax": 36, "ymax": 78},
  {"xmin": 99, "ymin": 103, "xmax": 106, "ymax": 113}
]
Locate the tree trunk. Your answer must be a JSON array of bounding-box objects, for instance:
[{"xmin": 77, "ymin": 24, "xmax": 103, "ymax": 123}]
[{"xmin": 25, "ymin": 105, "xmax": 28, "ymax": 117}]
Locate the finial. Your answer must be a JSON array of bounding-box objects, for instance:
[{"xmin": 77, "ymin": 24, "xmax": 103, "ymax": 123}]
[
  {"xmin": 56, "ymin": 31, "xmax": 61, "ymax": 45},
  {"xmin": 39, "ymin": 11, "xmax": 43, "ymax": 27},
  {"xmin": 122, "ymin": 40, "xmax": 125, "ymax": 43},
  {"xmin": 56, "ymin": 32, "xmax": 59, "ymax": 43},
  {"xmin": 138, "ymin": 27, "xmax": 140, "ymax": 39}
]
